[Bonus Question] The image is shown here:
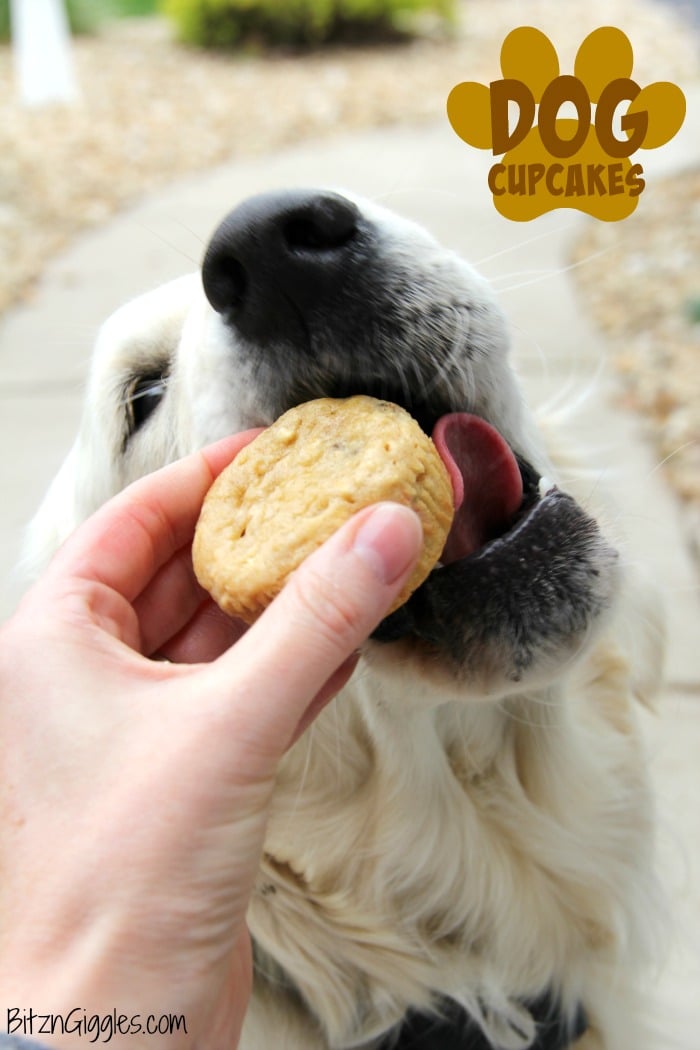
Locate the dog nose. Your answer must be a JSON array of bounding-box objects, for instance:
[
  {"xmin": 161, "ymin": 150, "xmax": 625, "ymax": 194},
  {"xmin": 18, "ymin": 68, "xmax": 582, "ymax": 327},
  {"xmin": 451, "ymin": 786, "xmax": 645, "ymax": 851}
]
[{"xmin": 201, "ymin": 189, "xmax": 362, "ymax": 344}]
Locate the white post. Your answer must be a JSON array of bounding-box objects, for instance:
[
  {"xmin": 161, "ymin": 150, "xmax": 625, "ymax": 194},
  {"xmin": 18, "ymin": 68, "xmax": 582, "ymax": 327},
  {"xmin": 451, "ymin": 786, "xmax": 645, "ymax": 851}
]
[{"xmin": 10, "ymin": 0, "xmax": 80, "ymax": 106}]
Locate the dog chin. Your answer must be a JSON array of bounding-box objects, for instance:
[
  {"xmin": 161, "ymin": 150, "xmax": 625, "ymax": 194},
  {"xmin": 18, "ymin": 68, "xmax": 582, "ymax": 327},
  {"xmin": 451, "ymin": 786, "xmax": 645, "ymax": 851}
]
[{"xmin": 370, "ymin": 487, "xmax": 620, "ymax": 696}]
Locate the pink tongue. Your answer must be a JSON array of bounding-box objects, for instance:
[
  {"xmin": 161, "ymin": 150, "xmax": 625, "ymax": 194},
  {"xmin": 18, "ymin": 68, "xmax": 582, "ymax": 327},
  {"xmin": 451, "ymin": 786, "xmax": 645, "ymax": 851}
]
[{"xmin": 432, "ymin": 414, "xmax": 524, "ymax": 564}]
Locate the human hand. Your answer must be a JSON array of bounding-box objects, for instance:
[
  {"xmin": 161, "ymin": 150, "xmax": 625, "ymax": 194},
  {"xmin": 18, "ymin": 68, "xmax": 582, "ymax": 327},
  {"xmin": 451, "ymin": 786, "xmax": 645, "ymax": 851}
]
[{"xmin": 0, "ymin": 434, "xmax": 423, "ymax": 1048}]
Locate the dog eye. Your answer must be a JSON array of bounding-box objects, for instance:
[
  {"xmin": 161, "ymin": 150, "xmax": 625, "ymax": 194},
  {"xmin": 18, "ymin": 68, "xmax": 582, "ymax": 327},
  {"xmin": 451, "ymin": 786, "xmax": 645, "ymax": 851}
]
[{"xmin": 125, "ymin": 372, "xmax": 168, "ymax": 435}]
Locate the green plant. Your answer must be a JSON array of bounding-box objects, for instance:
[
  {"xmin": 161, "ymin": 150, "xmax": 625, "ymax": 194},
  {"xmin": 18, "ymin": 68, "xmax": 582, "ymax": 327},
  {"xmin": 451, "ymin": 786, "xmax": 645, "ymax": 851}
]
[
  {"xmin": 685, "ymin": 296, "xmax": 700, "ymax": 325},
  {"xmin": 0, "ymin": 0, "xmax": 113, "ymax": 40},
  {"xmin": 113, "ymin": 0, "xmax": 160, "ymax": 13},
  {"xmin": 159, "ymin": 0, "xmax": 455, "ymax": 49}
]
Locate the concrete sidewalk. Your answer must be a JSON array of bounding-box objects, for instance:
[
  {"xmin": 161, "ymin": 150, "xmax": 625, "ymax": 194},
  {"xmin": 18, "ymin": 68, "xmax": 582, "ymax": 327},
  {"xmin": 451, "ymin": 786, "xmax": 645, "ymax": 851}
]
[{"xmin": 1, "ymin": 114, "xmax": 699, "ymax": 1041}]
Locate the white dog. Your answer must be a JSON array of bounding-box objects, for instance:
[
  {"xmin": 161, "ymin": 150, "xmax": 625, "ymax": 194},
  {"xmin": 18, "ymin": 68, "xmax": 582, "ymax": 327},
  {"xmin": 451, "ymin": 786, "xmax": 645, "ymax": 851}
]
[{"xmin": 26, "ymin": 191, "xmax": 663, "ymax": 1050}]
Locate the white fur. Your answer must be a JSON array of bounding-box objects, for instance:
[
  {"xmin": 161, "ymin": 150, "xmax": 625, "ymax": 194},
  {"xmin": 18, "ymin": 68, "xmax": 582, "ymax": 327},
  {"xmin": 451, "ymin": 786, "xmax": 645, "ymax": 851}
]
[{"xmin": 25, "ymin": 194, "xmax": 664, "ymax": 1049}]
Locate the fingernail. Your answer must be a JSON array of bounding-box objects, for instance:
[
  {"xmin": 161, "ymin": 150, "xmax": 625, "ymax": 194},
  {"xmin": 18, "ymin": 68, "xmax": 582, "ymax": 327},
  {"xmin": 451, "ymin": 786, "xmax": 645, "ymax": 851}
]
[{"xmin": 352, "ymin": 504, "xmax": 423, "ymax": 585}]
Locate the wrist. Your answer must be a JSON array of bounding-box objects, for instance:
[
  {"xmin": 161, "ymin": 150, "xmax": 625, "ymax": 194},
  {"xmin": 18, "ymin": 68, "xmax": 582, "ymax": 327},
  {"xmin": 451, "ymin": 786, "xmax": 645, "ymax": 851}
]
[
  {"xmin": 0, "ymin": 922, "xmax": 250, "ymax": 1050},
  {"xmin": 1, "ymin": 1003, "xmax": 191, "ymax": 1050}
]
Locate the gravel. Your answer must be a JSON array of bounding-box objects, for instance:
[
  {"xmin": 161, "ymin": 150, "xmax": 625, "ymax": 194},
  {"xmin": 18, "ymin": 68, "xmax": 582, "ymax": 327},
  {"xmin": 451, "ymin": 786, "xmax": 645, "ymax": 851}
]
[
  {"xmin": 1, "ymin": 0, "xmax": 698, "ymax": 543},
  {"xmin": 572, "ymin": 170, "xmax": 700, "ymax": 557}
]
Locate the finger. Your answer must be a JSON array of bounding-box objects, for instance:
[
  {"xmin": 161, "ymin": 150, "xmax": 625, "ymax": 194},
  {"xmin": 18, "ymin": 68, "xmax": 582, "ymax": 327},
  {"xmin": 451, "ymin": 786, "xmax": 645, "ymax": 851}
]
[
  {"xmin": 131, "ymin": 545, "xmax": 207, "ymax": 654},
  {"xmin": 288, "ymin": 652, "xmax": 360, "ymax": 747},
  {"xmin": 203, "ymin": 503, "xmax": 423, "ymax": 775},
  {"xmin": 159, "ymin": 601, "xmax": 248, "ymax": 664},
  {"xmin": 46, "ymin": 430, "xmax": 263, "ymax": 605}
]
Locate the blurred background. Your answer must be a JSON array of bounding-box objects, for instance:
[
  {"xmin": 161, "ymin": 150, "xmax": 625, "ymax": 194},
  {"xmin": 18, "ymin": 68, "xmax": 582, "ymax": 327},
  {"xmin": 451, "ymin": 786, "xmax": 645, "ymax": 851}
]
[
  {"xmin": 0, "ymin": 0, "xmax": 699, "ymax": 1042},
  {"xmin": 0, "ymin": 0, "xmax": 698, "ymax": 554}
]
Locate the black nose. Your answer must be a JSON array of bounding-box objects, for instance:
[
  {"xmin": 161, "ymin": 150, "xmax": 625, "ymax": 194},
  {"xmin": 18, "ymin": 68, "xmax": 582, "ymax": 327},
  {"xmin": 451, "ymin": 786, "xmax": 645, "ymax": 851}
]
[{"xmin": 201, "ymin": 189, "xmax": 362, "ymax": 346}]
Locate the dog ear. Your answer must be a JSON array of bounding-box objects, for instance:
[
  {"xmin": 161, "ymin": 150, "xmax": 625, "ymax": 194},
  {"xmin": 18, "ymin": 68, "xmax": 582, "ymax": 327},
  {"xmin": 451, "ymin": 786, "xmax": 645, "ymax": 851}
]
[{"xmin": 21, "ymin": 443, "xmax": 83, "ymax": 578}]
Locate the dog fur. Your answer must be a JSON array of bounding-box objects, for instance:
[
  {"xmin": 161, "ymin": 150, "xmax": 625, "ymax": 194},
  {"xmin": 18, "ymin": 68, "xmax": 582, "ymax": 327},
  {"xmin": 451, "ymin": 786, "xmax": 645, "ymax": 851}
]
[{"xmin": 25, "ymin": 191, "xmax": 664, "ymax": 1049}]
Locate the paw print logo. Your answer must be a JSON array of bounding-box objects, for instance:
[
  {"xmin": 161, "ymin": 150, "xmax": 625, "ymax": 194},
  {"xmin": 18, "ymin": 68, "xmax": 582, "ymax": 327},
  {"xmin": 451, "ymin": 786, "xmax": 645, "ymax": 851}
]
[{"xmin": 447, "ymin": 26, "xmax": 686, "ymax": 221}]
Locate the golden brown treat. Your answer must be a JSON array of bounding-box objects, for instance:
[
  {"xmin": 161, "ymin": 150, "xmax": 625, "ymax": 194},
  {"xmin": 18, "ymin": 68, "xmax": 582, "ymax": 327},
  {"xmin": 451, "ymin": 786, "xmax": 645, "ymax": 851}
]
[{"xmin": 193, "ymin": 396, "xmax": 455, "ymax": 623}]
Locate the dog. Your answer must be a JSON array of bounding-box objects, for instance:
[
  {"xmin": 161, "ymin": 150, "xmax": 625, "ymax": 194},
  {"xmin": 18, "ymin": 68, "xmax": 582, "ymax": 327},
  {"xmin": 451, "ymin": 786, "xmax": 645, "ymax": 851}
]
[{"xmin": 25, "ymin": 190, "xmax": 664, "ymax": 1049}]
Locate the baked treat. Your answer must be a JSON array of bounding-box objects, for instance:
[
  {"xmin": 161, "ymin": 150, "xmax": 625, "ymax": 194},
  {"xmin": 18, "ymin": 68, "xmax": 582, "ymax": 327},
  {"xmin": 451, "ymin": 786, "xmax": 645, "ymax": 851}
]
[{"xmin": 193, "ymin": 395, "xmax": 455, "ymax": 623}]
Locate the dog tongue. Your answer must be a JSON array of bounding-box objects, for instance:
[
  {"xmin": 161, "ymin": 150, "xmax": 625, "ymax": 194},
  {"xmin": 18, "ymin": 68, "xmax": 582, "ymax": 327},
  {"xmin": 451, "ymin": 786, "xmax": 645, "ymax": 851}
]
[{"xmin": 432, "ymin": 414, "xmax": 523, "ymax": 564}]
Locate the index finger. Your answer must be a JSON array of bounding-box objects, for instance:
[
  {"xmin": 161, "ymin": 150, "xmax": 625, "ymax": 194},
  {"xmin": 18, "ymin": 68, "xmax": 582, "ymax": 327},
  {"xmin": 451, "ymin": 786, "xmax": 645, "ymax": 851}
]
[{"xmin": 47, "ymin": 430, "xmax": 263, "ymax": 603}]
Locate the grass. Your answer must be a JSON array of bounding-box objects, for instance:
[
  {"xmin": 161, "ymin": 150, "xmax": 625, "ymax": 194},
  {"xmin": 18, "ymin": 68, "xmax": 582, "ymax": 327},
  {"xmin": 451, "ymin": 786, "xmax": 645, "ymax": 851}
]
[{"xmin": 0, "ymin": 0, "xmax": 160, "ymax": 40}]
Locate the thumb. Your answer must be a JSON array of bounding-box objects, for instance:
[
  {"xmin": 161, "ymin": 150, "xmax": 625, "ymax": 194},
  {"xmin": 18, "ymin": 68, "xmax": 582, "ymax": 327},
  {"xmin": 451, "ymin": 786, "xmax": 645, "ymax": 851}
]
[{"xmin": 204, "ymin": 502, "xmax": 423, "ymax": 771}]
